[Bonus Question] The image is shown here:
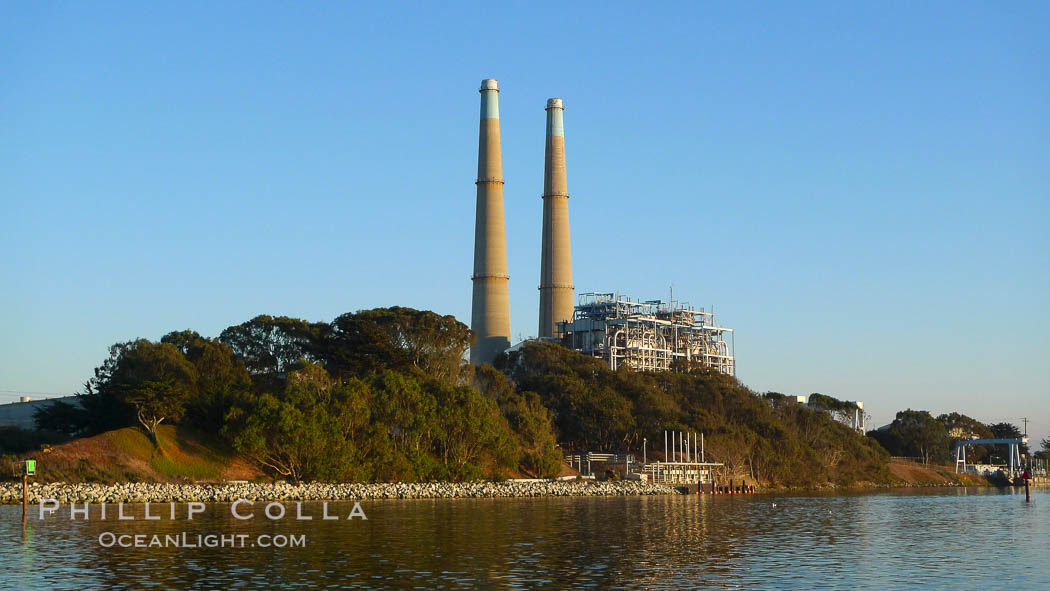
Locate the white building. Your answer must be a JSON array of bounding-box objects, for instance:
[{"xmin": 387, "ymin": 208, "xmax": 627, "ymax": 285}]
[{"xmin": 558, "ymin": 293, "xmax": 735, "ymax": 375}]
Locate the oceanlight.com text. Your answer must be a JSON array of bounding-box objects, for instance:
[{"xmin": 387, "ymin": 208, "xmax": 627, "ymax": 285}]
[{"xmin": 97, "ymin": 532, "xmax": 307, "ymax": 549}]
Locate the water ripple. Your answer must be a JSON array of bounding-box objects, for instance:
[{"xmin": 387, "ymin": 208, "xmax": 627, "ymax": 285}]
[{"xmin": 1, "ymin": 488, "xmax": 1046, "ymax": 589}]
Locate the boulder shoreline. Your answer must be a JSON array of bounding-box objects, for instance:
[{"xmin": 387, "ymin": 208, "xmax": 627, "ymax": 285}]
[{"xmin": 1, "ymin": 480, "xmax": 678, "ymax": 504}]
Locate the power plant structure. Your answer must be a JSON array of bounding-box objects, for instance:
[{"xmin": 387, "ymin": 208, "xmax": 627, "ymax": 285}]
[
  {"xmin": 468, "ymin": 79, "xmax": 735, "ymax": 375},
  {"xmin": 537, "ymin": 98, "xmax": 574, "ymax": 339},
  {"xmin": 558, "ymin": 293, "xmax": 735, "ymax": 376},
  {"xmin": 469, "ymin": 79, "xmax": 511, "ymax": 365}
]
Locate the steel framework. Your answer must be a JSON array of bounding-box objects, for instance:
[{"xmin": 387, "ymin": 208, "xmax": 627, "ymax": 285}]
[
  {"xmin": 953, "ymin": 436, "xmax": 1029, "ymax": 477},
  {"xmin": 559, "ymin": 292, "xmax": 735, "ymax": 375}
]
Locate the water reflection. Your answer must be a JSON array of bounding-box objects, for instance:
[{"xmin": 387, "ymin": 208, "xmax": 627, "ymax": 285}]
[{"xmin": 2, "ymin": 488, "xmax": 1046, "ymax": 589}]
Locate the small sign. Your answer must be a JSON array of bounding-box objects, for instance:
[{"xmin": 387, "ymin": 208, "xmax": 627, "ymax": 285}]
[{"xmin": 25, "ymin": 460, "xmax": 36, "ymax": 476}]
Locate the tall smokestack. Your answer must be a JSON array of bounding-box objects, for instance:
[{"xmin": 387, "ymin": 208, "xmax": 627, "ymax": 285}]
[
  {"xmin": 470, "ymin": 79, "xmax": 511, "ymax": 365},
  {"xmin": 538, "ymin": 97, "xmax": 573, "ymax": 338}
]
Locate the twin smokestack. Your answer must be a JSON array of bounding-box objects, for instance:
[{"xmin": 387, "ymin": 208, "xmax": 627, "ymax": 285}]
[{"xmin": 469, "ymin": 79, "xmax": 574, "ymax": 365}]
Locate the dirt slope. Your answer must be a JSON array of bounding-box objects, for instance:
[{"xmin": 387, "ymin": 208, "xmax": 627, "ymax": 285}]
[
  {"xmin": 22, "ymin": 425, "xmax": 261, "ymax": 483},
  {"xmin": 887, "ymin": 458, "xmax": 987, "ymax": 486}
]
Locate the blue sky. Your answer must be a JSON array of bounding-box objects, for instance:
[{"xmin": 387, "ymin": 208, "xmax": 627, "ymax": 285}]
[{"xmin": 2, "ymin": 2, "xmax": 1047, "ymax": 443}]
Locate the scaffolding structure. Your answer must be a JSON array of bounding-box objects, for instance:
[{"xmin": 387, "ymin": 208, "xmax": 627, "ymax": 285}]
[
  {"xmin": 564, "ymin": 453, "xmax": 636, "ymax": 477},
  {"xmin": 643, "ymin": 462, "xmax": 723, "ymax": 485},
  {"xmin": 559, "ymin": 292, "xmax": 735, "ymax": 375}
]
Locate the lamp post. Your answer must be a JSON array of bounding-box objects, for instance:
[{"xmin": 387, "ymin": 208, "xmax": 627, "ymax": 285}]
[{"xmin": 643, "ymin": 438, "xmax": 647, "ymax": 467}]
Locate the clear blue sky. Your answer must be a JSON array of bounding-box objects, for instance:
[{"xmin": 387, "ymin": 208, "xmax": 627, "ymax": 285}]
[{"xmin": 2, "ymin": 2, "xmax": 1047, "ymax": 443}]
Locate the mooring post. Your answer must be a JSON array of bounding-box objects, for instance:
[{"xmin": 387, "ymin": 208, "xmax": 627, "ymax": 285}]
[{"xmin": 22, "ymin": 473, "xmax": 28, "ymax": 522}]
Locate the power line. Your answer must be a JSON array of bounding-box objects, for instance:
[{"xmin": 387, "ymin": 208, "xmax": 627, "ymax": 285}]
[{"xmin": 0, "ymin": 389, "xmax": 74, "ymax": 396}]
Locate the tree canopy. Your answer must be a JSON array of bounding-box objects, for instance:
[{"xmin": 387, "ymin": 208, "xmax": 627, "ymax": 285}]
[
  {"xmin": 35, "ymin": 308, "xmax": 533, "ymax": 482},
  {"xmin": 96, "ymin": 340, "xmax": 198, "ymax": 444},
  {"xmin": 505, "ymin": 341, "xmax": 889, "ymax": 486},
  {"xmin": 1036, "ymin": 438, "xmax": 1050, "ymax": 461},
  {"xmin": 987, "ymin": 422, "xmax": 1029, "ymax": 462},
  {"xmin": 937, "ymin": 412, "xmax": 994, "ymax": 462},
  {"xmin": 28, "ymin": 306, "xmax": 920, "ymax": 487},
  {"xmin": 867, "ymin": 410, "xmax": 950, "ymax": 464}
]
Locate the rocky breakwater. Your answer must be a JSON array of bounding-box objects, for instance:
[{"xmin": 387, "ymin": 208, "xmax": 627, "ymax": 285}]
[{"xmin": 1, "ymin": 480, "xmax": 677, "ymax": 504}]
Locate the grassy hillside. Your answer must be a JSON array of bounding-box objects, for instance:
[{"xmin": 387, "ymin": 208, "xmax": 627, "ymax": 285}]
[
  {"xmin": 886, "ymin": 458, "xmax": 988, "ymax": 486},
  {"xmin": 14, "ymin": 425, "xmax": 261, "ymax": 483}
]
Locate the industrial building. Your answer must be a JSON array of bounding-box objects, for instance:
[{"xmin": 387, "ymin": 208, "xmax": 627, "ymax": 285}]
[
  {"xmin": 558, "ymin": 293, "xmax": 735, "ymax": 375},
  {"xmin": 467, "ymin": 79, "xmax": 734, "ymax": 374}
]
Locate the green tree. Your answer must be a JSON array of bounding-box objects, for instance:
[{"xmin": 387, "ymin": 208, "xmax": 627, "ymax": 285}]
[
  {"xmin": 328, "ymin": 307, "xmax": 474, "ymax": 383},
  {"xmin": 872, "ymin": 410, "xmax": 950, "ymax": 464},
  {"xmin": 474, "ymin": 364, "xmax": 560, "ymax": 478},
  {"xmin": 937, "ymin": 412, "xmax": 994, "ymax": 462},
  {"xmin": 223, "ymin": 363, "xmax": 353, "ymax": 482},
  {"xmin": 431, "ymin": 381, "xmax": 517, "ymax": 480},
  {"xmin": 502, "ymin": 392, "xmax": 562, "ymax": 477},
  {"xmin": 50, "ymin": 344, "xmax": 142, "ymax": 436},
  {"xmin": 1036, "ymin": 438, "xmax": 1050, "ymax": 461},
  {"xmin": 507, "ymin": 340, "xmax": 889, "ymax": 486},
  {"xmin": 370, "ymin": 371, "xmax": 438, "ymax": 456},
  {"xmin": 808, "ymin": 393, "xmax": 865, "ymax": 428},
  {"xmin": 162, "ymin": 330, "xmax": 252, "ymax": 431},
  {"xmin": 987, "ymin": 422, "xmax": 1029, "ymax": 462},
  {"xmin": 219, "ymin": 315, "xmax": 329, "ymax": 383},
  {"xmin": 102, "ymin": 340, "xmax": 198, "ymax": 445},
  {"xmin": 937, "ymin": 412, "xmax": 992, "ymax": 439},
  {"xmin": 508, "ymin": 342, "xmax": 635, "ymax": 451},
  {"xmin": 473, "ymin": 363, "xmax": 517, "ymax": 401},
  {"xmin": 988, "ymin": 423, "xmax": 1027, "ymax": 447},
  {"xmin": 33, "ymin": 399, "xmax": 88, "ymax": 437}
]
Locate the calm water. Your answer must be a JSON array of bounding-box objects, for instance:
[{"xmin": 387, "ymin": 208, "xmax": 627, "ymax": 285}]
[{"xmin": 2, "ymin": 488, "xmax": 1047, "ymax": 589}]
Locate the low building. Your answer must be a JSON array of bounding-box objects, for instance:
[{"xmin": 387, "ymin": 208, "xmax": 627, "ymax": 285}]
[{"xmin": 0, "ymin": 396, "xmax": 80, "ymax": 430}]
